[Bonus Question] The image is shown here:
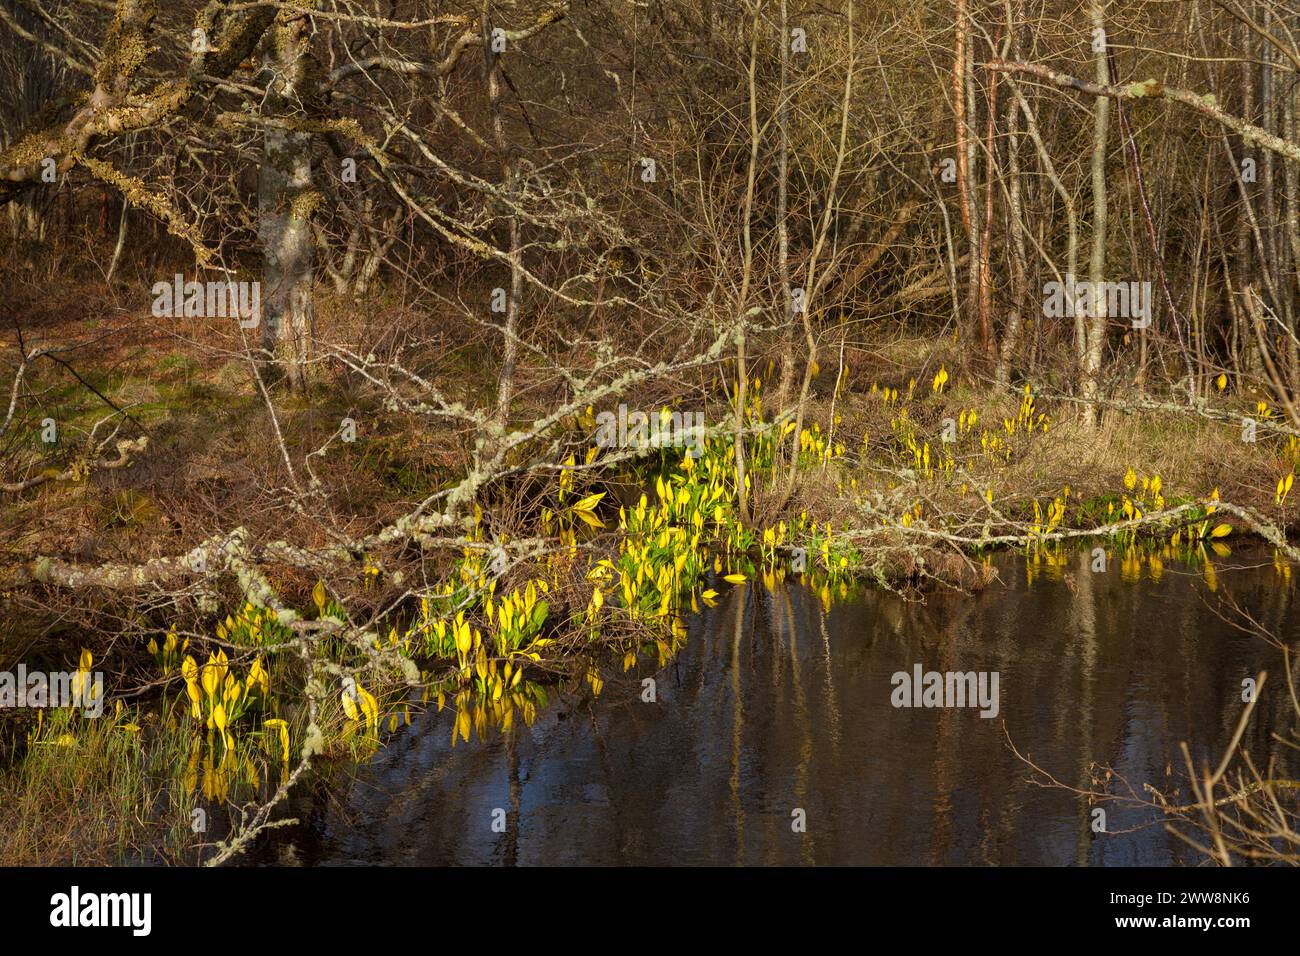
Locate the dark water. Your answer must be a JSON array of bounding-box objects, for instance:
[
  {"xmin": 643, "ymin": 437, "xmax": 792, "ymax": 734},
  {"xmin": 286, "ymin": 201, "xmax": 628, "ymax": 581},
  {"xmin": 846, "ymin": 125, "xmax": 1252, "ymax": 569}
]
[{"xmin": 256, "ymin": 546, "xmax": 1298, "ymax": 866}]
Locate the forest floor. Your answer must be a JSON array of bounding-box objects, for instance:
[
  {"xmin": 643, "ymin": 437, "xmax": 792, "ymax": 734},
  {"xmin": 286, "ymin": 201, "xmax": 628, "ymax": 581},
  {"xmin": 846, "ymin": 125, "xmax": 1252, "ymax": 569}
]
[{"xmin": 5, "ymin": 286, "xmax": 1293, "ymax": 586}]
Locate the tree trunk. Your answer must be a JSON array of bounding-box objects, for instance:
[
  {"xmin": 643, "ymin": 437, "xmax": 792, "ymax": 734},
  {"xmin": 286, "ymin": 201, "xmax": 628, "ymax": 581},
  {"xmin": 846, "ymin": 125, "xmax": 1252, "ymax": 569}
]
[
  {"xmin": 258, "ymin": 8, "xmax": 318, "ymax": 391},
  {"xmin": 774, "ymin": 0, "xmax": 793, "ymax": 423},
  {"xmin": 1081, "ymin": 1, "xmax": 1110, "ymax": 427},
  {"xmin": 485, "ymin": 1, "xmax": 521, "ymax": 436},
  {"xmin": 996, "ymin": 8, "xmax": 1028, "ymax": 387}
]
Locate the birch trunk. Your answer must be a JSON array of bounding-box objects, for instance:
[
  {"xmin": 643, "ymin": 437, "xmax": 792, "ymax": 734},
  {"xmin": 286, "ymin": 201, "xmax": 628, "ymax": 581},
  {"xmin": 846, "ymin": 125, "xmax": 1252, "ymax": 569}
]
[{"xmin": 1081, "ymin": 2, "xmax": 1110, "ymax": 427}]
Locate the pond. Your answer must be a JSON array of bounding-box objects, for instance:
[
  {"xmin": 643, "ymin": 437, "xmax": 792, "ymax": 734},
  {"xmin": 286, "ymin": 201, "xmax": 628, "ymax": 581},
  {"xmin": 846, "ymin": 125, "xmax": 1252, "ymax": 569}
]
[{"xmin": 251, "ymin": 544, "xmax": 1298, "ymax": 866}]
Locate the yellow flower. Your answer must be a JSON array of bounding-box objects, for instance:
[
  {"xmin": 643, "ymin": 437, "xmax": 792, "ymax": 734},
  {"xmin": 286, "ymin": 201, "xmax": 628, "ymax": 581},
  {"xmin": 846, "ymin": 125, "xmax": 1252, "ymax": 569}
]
[
  {"xmin": 248, "ymin": 657, "xmax": 269, "ymax": 696},
  {"xmin": 180, "ymin": 656, "xmax": 202, "ymax": 718},
  {"xmin": 341, "ymin": 688, "xmax": 359, "ymax": 721},
  {"xmin": 264, "ymin": 718, "xmax": 290, "ymax": 760},
  {"xmin": 72, "ymin": 649, "xmax": 93, "ymax": 701},
  {"xmin": 200, "ymin": 661, "xmax": 219, "ymax": 699},
  {"xmin": 1123, "ymin": 467, "xmax": 1137, "ymax": 491},
  {"xmin": 1277, "ymin": 474, "xmax": 1295, "ymax": 505},
  {"xmin": 358, "ymin": 686, "xmax": 379, "ymax": 729},
  {"xmin": 454, "ymin": 616, "xmax": 473, "ymax": 656}
]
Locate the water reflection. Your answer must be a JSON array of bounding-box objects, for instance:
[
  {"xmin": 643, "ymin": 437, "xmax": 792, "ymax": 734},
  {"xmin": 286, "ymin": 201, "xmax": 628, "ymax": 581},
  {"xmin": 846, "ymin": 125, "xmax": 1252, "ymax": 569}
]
[{"xmin": 255, "ymin": 545, "xmax": 1297, "ymax": 866}]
